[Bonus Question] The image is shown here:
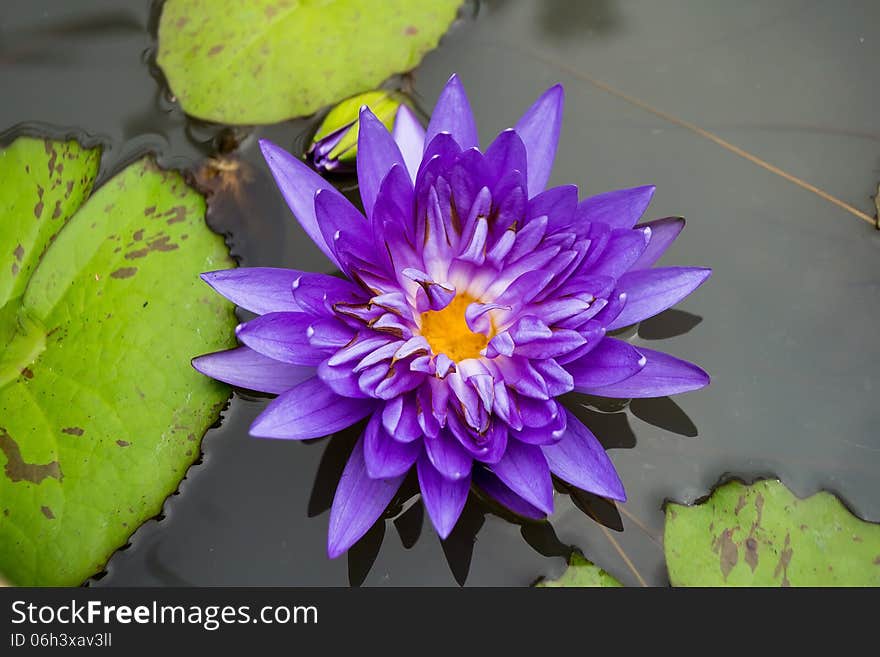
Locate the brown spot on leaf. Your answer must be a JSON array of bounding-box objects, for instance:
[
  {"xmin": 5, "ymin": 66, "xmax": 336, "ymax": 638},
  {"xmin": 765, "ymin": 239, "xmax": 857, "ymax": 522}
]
[
  {"xmin": 265, "ymin": 5, "xmax": 277, "ymax": 18},
  {"xmin": 133, "ymin": 229, "xmax": 144, "ymax": 241},
  {"xmin": 21, "ymin": 367, "xmax": 33, "ymax": 379},
  {"xmin": 0, "ymin": 428, "xmax": 63, "ymax": 484},
  {"xmin": 34, "ymin": 184, "xmax": 45, "ymax": 218},
  {"xmin": 144, "ymin": 206, "xmax": 156, "ymax": 216},
  {"xmin": 65, "ymin": 180, "xmax": 74, "ymax": 199},
  {"xmin": 116, "ymin": 440, "xmax": 130, "ymax": 447},
  {"xmin": 41, "ymin": 506, "xmax": 55, "ymax": 519},
  {"xmin": 773, "ymin": 532, "xmax": 793, "ymax": 587},
  {"xmin": 61, "ymin": 427, "xmax": 84, "ymax": 436},
  {"xmin": 208, "ymin": 44, "xmax": 224, "ymax": 56},
  {"xmin": 163, "ymin": 205, "xmax": 187, "ymax": 224},
  {"xmin": 713, "ymin": 528, "xmax": 738, "ymax": 580},
  {"xmin": 52, "ymin": 200, "xmax": 62, "ymax": 219},
  {"xmin": 11, "ymin": 263, "xmax": 19, "ymax": 277},
  {"xmin": 125, "ymin": 234, "xmax": 178, "ymax": 259},
  {"xmin": 46, "ymin": 143, "xmax": 58, "ymax": 177},
  {"xmin": 404, "ymin": 25, "xmax": 419, "ymax": 36},
  {"xmin": 734, "ymin": 494, "xmax": 746, "ymax": 515},
  {"xmin": 13, "ymin": 244, "xmax": 24, "ymax": 261},
  {"xmin": 873, "ymin": 556, "xmax": 880, "ymax": 565},
  {"xmin": 187, "ymin": 433, "xmax": 196, "ymax": 442},
  {"xmin": 110, "ymin": 267, "xmax": 137, "ymax": 279},
  {"xmin": 745, "ymin": 537, "xmax": 759, "ymax": 572},
  {"xmin": 175, "ymin": 16, "xmax": 189, "ymax": 28},
  {"xmin": 148, "ymin": 235, "xmax": 178, "ymax": 252}
]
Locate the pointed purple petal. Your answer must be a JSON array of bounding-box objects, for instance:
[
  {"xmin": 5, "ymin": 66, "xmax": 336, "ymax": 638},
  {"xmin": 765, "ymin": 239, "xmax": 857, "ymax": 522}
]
[
  {"xmin": 424, "ymin": 430, "xmax": 472, "ymax": 481},
  {"xmin": 579, "ymin": 346, "xmax": 710, "ymax": 398},
  {"xmin": 575, "ymin": 185, "xmax": 656, "ymax": 230},
  {"xmin": 484, "ymin": 128, "xmax": 528, "ymax": 186},
  {"xmin": 630, "ymin": 216, "xmax": 686, "ymax": 269},
  {"xmin": 566, "ymin": 336, "xmax": 646, "ymax": 391},
  {"xmin": 607, "ymin": 266, "xmax": 711, "ymax": 330},
  {"xmin": 425, "ymin": 74, "xmax": 479, "ymax": 151},
  {"xmin": 489, "ymin": 439, "xmax": 554, "ymax": 514},
  {"xmin": 588, "ymin": 227, "xmax": 650, "ymax": 279},
  {"xmin": 259, "ymin": 139, "xmax": 345, "ymax": 268},
  {"xmin": 192, "ymin": 347, "xmax": 314, "ymax": 394},
  {"xmin": 472, "ymin": 467, "xmax": 546, "ymax": 520},
  {"xmin": 235, "ymin": 312, "xmax": 329, "ymax": 366},
  {"xmin": 357, "ymin": 107, "xmax": 407, "ymax": 219},
  {"xmin": 200, "ymin": 268, "xmax": 304, "ymax": 315},
  {"xmin": 250, "ymin": 377, "xmax": 376, "ymax": 439},
  {"xmin": 327, "ymin": 435, "xmax": 404, "ymax": 558},
  {"xmin": 527, "ymin": 184, "xmax": 578, "ymax": 233},
  {"xmin": 313, "ymin": 189, "xmax": 371, "ymax": 274},
  {"xmin": 392, "ymin": 104, "xmax": 425, "ymax": 182},
  {"xmin": 363, "ymin": 412, "xmax": 421, "ymax": 478},
  {"xmin": 417, "ymin": 455, "xmax": 470, "ymax": 539},
  {"xmin": 514, "ymin": 84, "xmax": 564, "ymax": 197},
  {"xmin": 541, "ymin": 409, "xmax": 626, "ymax": 501}
]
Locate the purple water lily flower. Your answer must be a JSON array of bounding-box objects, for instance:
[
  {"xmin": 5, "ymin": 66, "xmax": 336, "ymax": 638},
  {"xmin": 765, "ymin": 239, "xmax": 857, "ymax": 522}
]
[{"xmin": 193, "ymin": 74, "xmax": 711, "ymax": 558}]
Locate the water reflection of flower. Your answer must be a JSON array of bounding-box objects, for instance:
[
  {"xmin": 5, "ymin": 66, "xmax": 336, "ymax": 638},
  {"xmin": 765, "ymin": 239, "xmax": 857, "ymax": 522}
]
[{"xmin": 193, "ymin": 74, "xmax": 711, "ymax": 558}]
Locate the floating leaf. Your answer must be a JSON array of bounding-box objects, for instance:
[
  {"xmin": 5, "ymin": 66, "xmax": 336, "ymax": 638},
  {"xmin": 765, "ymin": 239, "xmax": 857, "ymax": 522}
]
[
  {"xmin": 664, "ymin": 479, "xmax": 880, "ymax": 586},
  {"xmin": 535, "ymin": 552, "xmax": 623, "ymax": 587},
  {"xmin": 157, "ymin": 0, "xmax": 462, "ymax": 124},
  {"xmin": 0, "ymin": 138, "xmax": 236, "ymax": 585}
]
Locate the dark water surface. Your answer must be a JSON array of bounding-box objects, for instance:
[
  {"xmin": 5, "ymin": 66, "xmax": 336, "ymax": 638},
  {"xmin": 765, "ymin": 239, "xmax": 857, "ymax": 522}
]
[{"xmin": 1, "ymin": 0, "xmax": 878, "ymax": 586}]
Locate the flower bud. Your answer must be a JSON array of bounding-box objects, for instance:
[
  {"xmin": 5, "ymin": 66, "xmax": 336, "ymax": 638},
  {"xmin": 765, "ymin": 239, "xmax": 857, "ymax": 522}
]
[{"xmin": 309, "ymin": 90, "xmax": 406, "ymax": 172}]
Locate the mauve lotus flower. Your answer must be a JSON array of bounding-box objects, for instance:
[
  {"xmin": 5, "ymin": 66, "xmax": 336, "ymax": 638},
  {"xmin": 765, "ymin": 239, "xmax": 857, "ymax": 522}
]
[{"xmin": 193, "ymin": 74, "xmax": 711, "ymax": 558}]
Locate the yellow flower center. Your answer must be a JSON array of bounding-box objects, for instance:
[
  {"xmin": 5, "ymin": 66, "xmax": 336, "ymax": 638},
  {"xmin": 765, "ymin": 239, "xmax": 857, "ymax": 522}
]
[{"xmin": 419, "ymin": 294, "xmax": 489, "ymax": 362}]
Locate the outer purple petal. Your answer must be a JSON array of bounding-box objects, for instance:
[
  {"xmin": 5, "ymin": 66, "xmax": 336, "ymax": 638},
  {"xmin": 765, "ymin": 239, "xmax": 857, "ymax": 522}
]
[
  {"xmin": 513, "ymin": 84, "xmax": 564, "ymax": 197},
  {"xmin": 363, "ymin": 412, "xmax": 421, "ymax": 478},
  {"xmin": 424, "ymin": 430, "xmax": 472, "ymax": 481},
  {"xmin": 235, "ymin": 312, "xmax": 328, "ymax": 366},
  {"xmin": 484, "ymin": 128, "xmax": 528, "ymax": 186},
  {"xmin": 327, "ymin": 435, "xmax": 404, "ymax": 558},
  {"xmin": 588, "ymin": 227, "xmax": 650, "ymax": 279},
  {"xmin": 579, "ymin": 346, "xmax": 710, "ymax": 398},
  {"xmin": 425, "ymin": 74, "xmax": 479, "ymax": 151},
  {"xmin": 574, "ymin": 185, "xmax": 655, "ymax": 230},
  {"xmin": 541, "ymin": 409, "xmax": 626, "ymax": 501},
  {"xmin": 313, "ymin": 189, "xmax": 373, "ymax": 276},
  {"xmin": 472, "ymin": 467, "xmax": 546, "ymax": 520},
  {"xmin": 357, "ymin": 107, "xmax": 407, "ymax": 219},
  {"xmin": 630, "ymin": 216, "xmax": 686, "ymax": 270},
  {"xmin": 392, "ymin": 104, "xmax": 425, "ymax": 182},
  {"xmin": 607, "ymin": 266, "xmax": 711, "ymax": 330},
  {"xmin": 259, "ymin": 139, "xmax": 347, "ymax": 269},
  {"xmin": 566, "ymin": 337, "xmax": 646, "ymax": 390},
  {"xmin": 250, "ymin": 377, "xmax": 376, "ymax": 439},
  {"xmin": 489, "ymin": 439, "xmax": 554, "ymax": 514},
  {"xmin": 192, "ymin": 347, "xmax": 314, "ymax": 394},
  {"xmin": 417, "ymin": 455, "xmax": 470, "ymax": 539},
  {"xmin": 200, "ymin": 268, "xmax": 304, "ymax": 315}
]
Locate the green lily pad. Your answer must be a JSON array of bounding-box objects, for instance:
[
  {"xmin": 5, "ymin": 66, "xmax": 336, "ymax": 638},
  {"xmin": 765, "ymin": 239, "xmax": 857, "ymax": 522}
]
[
  {"xmin": 0, "ymin": 138, "xmax": 236, "ymax": 585},
  {"xmin": 156, "ymin": 0, "xmax": 462, "ymax": 124},
  {"xmin": 535, "ymin": 552, "xmax": 623, "ymax": 587},
  {"xmin": 664, "ymin": 479, "xmax": 880, "ymax": 586}
]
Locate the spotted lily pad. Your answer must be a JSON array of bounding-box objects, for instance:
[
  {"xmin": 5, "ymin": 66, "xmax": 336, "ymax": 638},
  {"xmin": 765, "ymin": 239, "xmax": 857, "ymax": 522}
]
[
  {"xmin": 664, "ymin": 479, "xmax": 880, "ymax": 586},
  {"xmin": 0, "ymin": 138, "xmax": 235, "ymax": 585},
  {"xmin": 535, "ymin": 553, "xmax": 623, "ymax": 587},
  {"xmin": 156, "ymin": 0, "xmax": 462, "ymax": 124}
]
